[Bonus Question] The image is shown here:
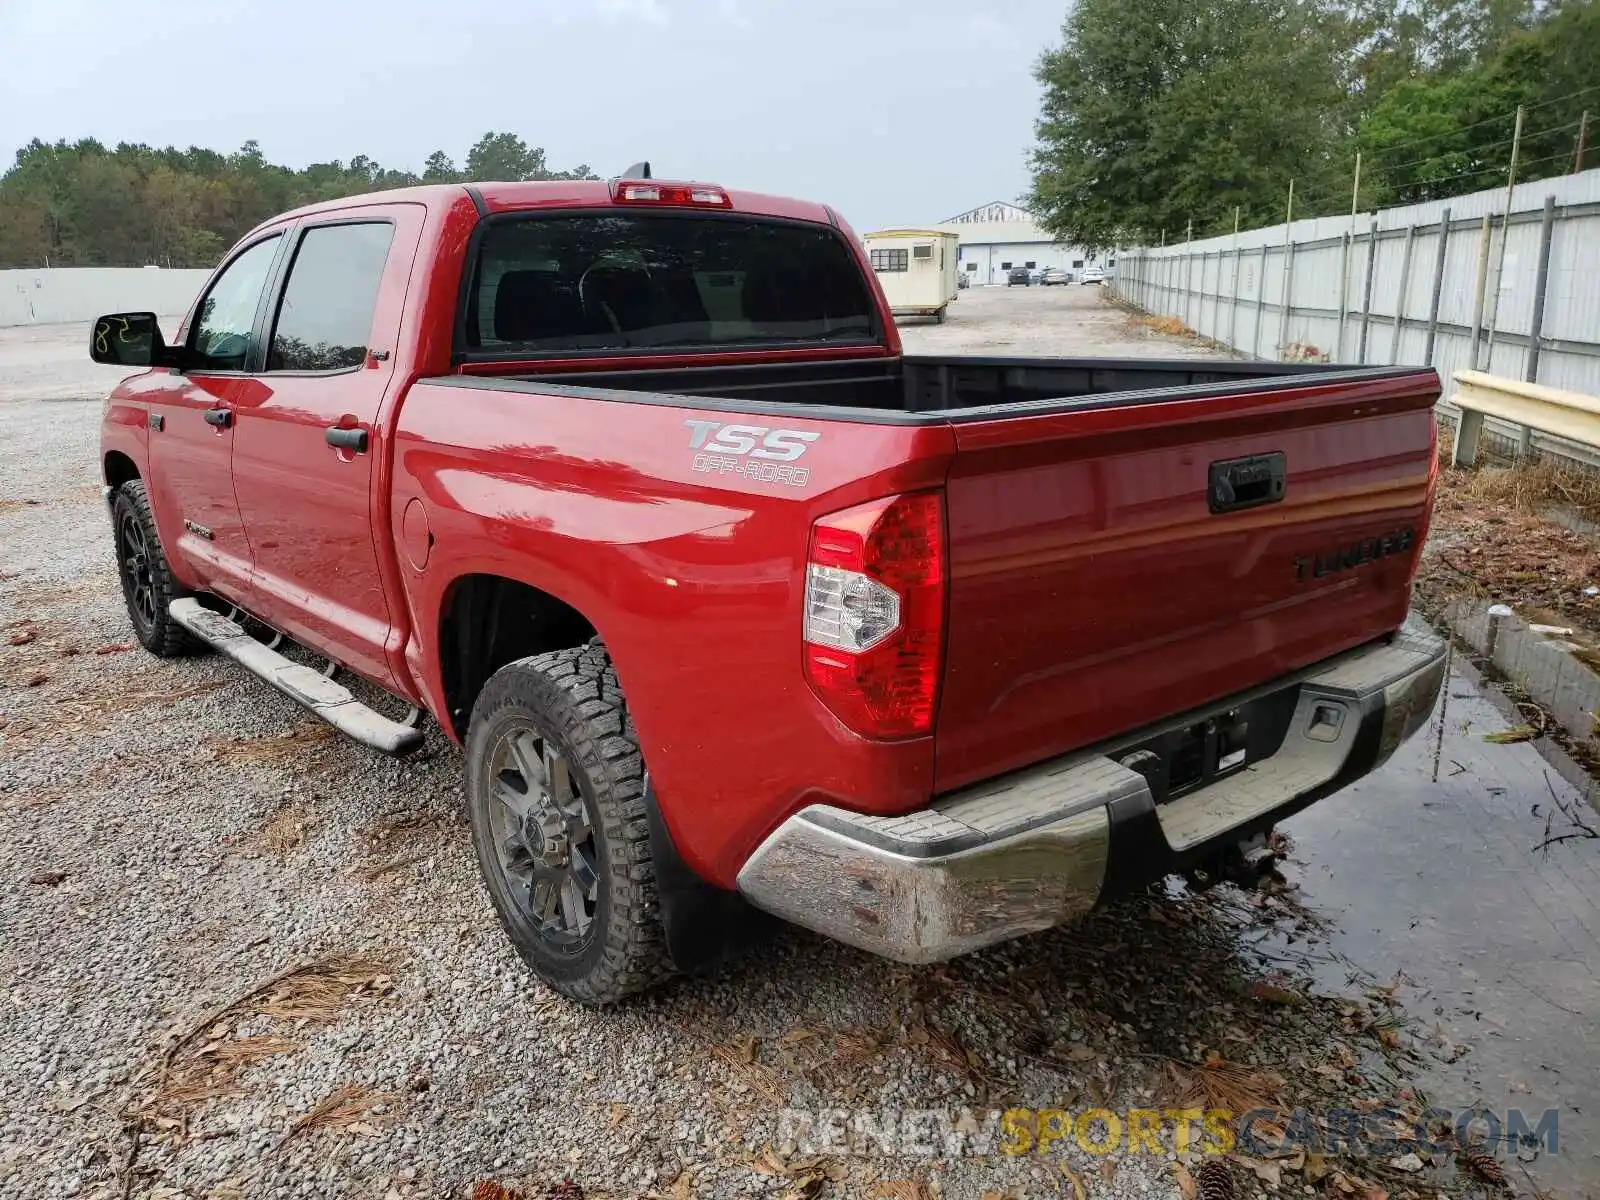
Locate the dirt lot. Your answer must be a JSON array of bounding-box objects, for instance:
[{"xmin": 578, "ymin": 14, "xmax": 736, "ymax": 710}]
[
  {"xmin": 1415, "ymin": 459, "xmax": 1600, "ymax": 635},
  {"xmin": 3, "ymin": 297, "xmax": 1598, "ymax": 1200},
  {"xmin": 897, "ymin": 282, "xmax": 1223, "ymax": 357}
]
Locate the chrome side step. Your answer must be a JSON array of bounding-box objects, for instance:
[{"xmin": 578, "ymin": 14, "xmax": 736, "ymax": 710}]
[{"xmin": 168, "ymin": 598, "xmax": 424, "ymax": 755}]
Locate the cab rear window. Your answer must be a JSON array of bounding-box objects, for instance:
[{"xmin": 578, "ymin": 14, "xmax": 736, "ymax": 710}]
[{"xmin": 460, "ymin": 213, "xmax": 878, "ymax": 357}]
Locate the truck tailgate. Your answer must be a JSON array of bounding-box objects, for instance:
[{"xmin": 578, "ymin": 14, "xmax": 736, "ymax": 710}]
[{"xmin": 934, "ymin": 368, "xmax": 1440, "ymax": 792}]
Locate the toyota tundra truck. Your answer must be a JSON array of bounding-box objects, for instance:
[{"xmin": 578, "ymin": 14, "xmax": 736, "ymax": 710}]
[{"xmin": 92, "ymin": 171, "xmax": 1447, "ymax": 1004}]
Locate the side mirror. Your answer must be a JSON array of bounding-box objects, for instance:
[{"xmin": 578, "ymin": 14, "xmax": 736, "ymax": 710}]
[{"xmin": 90, "ymin": 312, "xmax": 176, "ymax": 368}]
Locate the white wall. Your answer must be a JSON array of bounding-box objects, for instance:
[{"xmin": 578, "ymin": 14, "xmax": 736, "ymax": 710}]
[
  {"xmin": 1, "ymin": 267, "xmax": 210, "ymax": 328},
  {"xmin": 958, "ymin": 242, "xmax": 1086, "ymax": 285},
  {"xmin": 1113, "ymin": 167, "xmax": 1600, "ymax": 395}
]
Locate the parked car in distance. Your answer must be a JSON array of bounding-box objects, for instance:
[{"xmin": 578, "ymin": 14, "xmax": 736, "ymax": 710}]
[
  {"xmin": 93, "ymin": 171, "xmax": 1448, "ymax": 1006},
  {"xmin": 1080, "ymin": 266, "xmax": 1107, "ymax": 285},
  {"xmin": 1041, "ymin": 267, "xmax": 1069, "ymax": 286},
  {"xmin": 1006, "ymin": 265, "xmax": 1032, "ymax": 286}
]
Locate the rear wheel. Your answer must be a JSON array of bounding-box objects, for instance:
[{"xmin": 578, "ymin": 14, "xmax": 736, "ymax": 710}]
[
  {"xmin": 466, "ymin": 643, "xmax": 672, "ymax": 1005},
  {"xmin": 111, "ymin": 480, "xmax": 198, "ymax": 657}
]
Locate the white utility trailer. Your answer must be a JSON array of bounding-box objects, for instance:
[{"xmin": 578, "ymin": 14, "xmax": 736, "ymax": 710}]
[{"xmin": 862, "ymin": 228, "xmax": 960, "ymax": 323}]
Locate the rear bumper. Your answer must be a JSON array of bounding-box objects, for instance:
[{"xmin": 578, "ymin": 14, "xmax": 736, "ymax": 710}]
[{"xmin": 736, "ymin": 615, "xmax": 1447, "ymax": 963}]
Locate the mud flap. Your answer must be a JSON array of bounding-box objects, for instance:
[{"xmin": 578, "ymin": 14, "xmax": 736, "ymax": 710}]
[{"xmin": 644, "ymin": 779, "xmax": 775, "ymax": 975}]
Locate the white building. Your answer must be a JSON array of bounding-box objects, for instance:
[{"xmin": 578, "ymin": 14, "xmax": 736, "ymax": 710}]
[{"xmin": 938, "ymin": 201, "xmax": 1112, "ymax": 286}]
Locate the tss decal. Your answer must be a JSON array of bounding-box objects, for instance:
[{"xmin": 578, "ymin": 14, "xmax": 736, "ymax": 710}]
[
  {"xmin": 684, "ymin": 419, "xmax": 819, "ymax": 488},
  {"xmin": 684, "ymin": 419, "xmax": 820, "ymax": 462}
]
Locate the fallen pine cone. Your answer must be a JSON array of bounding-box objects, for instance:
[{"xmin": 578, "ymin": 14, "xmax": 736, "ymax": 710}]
[
  {"xmin": 547, "ymin": 1180, "xmax": 584, "ymax": 1200},
  {"xmin": 1197, "ymin": 1157, "xmax": 1236, "ymax": 1200},
  {"xmin": 1458, "ymin": 1149, "xmax": 1507, "ymax": 1189},
  {"xmin": 472, "ymin": 1183, "xmax": 518, "ymax": 1200}
]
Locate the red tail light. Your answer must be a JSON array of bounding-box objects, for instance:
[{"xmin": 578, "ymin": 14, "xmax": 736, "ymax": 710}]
[
  {"xmin": 611, "ymin": 180, "xmax": 732, "ymax": 208},
  {"xmin": 803, "ymin": 491, "xmax": 946, "ymax": 739}
]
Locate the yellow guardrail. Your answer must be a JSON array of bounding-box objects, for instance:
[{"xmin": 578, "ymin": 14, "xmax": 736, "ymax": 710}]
[{"xmin": 1449, "ymin": 370, "xmax": 1600, "ymax": 467}]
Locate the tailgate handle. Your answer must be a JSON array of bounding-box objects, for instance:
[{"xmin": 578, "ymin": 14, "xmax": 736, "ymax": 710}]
[{"xmin": 1209, "ymin": 452, "xmax": 1286, "ymax": 514}]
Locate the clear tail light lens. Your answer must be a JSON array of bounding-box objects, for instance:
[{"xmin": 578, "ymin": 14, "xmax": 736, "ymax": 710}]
[
  {"xmin": 803, "ymin": 491, "xmax": 946, "ymax": 739},
  {"xmin": 805, "ymin": 568, "xmax": 901, "ymax": 651}
]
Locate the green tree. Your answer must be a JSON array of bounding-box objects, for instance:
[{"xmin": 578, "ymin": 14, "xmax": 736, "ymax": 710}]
[
  {"xmin": 0, "ymin": 132, "xmax": 597, "ymax": 268},
  {"xmin": 1027, "ymin": 0, "xmax": 1353, "ymax": 248},
  {"xmin": 464, "ymin": 132, "xmax": 543, "ymax": 181},
  {"xmin": 0, "ymin": 192, "xmax": 50, "ymax": 266},
  {"xmin": 1341, "ymin": 0, "xmax": 1544, "ymax": 114},
  {"xmin": 423, "ymin": 151, "xmax": 460, "ymax": 183},
  {"xmin": 1415, "ymin": 0, "xmax": 1545, "ymax": 71},
  {"xmin": 1357, "ymin": 0, "xmax": 1600, "ymax": 203},
  {"xmin": 463, "ymin": 132, "xmax": 596, "ymax": 182}
]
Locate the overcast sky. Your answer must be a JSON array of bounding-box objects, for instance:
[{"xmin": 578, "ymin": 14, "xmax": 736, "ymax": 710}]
[{"xmin": 0, "ymin": 0, "xmax": 1066, "ymax": 234}]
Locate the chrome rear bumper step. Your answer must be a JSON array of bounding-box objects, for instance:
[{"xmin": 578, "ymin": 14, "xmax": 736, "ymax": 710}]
[
  {"xmin": 168, "ymin": 599, "xmax": 424, "ymax": 755},
  {"xmin": 737, "ymin": 615, "xmax": 1448, "ymax": 964}
]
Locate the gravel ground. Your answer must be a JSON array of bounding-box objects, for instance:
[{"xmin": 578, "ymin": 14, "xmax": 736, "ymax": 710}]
[
  {"xmin": 898, "ymin": 283, "xmax": 1226, "ymax": 358},
  {"xmin": 0, "ymin": 300, "xmax": 1478, "ymax": 1200}
]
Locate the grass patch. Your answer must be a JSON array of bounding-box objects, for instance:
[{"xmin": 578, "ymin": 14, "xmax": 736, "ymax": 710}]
[
  {"xmin": 282, "ymin": 1081, "xmax": 392, "ymax": 1142},
  {"xmin": 255, "ymin": 797, "xmax": 321, "ymax": 855},
  {"xmin": 201, "ymin": 720, "xmax": 338, "ymax": 767},
  {"xmin": 139, "ymin": 955, "xmax": 398, "ymax": 1121},
  {"xmin": 1138, "ymin": 313, "xmax": 1190, "ymax": 337},
  {"xmin": 1454, "ymin": 455, "xmax": 1600, "ymax": 521}
]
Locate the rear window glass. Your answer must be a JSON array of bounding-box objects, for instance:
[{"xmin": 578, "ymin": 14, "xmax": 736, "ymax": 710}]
[{"xmin": 462, "ymin": 213, "xmax": 877, "ymax": 355}]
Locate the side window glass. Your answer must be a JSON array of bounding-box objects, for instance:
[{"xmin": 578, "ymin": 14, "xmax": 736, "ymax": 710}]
[
  {"xmin": 267, "ymin": 223, "xmax": 395, "ymax": 372},
  {"xmin": 190, "ymin": 235, "xmax": 282, "ymax": 371}
]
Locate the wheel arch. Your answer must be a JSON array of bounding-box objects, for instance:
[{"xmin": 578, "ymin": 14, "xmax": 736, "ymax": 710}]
[
  {"xmin": 104, "ymin": 450, "xmax": 141, "ymax": 491},
  {"xmin": 435, "ymin": 571, "xmax": 602, "ymax": 738}
]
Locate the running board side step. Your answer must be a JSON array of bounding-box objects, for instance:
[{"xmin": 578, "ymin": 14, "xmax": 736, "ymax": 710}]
[{"xmin": 168, "ymin": 598, "xmax": 424, "ymax": 755}]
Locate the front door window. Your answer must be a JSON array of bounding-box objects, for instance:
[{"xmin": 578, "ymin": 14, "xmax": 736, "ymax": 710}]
[{"xmin": 190, "ymin": 236, "xmax": 282, "ymax": 371}]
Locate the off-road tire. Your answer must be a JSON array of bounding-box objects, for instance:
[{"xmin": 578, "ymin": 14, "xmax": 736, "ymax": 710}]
[
  {"xmin": 111, "ymin": 480, "xmax": 199, "ymax": 658},
  {"xmin": 466, "ymin": 642, "xmax": 673, "ymax": 1005}
]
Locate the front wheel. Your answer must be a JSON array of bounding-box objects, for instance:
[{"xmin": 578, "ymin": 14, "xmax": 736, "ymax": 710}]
[
  {"xmin": 466, "ymin": 643, "xmax": 673, "ymax": 1005},
  {"xmin": 111, "ymin": 480, "xmax": 198, "ymax": 657}
]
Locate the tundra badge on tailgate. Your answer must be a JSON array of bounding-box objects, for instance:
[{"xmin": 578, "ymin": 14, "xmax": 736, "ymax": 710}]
[
  {"xmin": 1293, "ymin": 527, "xmax": 1415, "ymax": 581},
  {"xmin": 685, "ymin": 419, "xmax": 818, "ymax": 488}
]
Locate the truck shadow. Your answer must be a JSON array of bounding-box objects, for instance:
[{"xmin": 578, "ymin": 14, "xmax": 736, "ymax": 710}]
[{"xmin": 636, "ymin": 869, "xmax": 1421, "ymax": 1148}]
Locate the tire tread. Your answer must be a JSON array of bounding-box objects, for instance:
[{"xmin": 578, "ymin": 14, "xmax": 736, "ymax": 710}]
[
  {"xmin": 112, "ymin": 479, "xmax": 199, "ymax": 658},
  {"xmin": 467, "ymin": 640, "xmax": 672, "ymax": 1005}
]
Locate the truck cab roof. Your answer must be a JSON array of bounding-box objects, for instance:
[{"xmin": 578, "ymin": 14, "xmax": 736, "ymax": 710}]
[{"xmin": 250, "ymin": 179, "xmax": 841, "ymax": 233}]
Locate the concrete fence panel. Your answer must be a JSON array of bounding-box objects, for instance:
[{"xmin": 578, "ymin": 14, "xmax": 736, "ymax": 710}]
[
  {"xmin": 2, "ymin": 268, "xmax": 210, "ymax": 329},
  {"xmin": 1113, "ymin": 168, "xmax": 1600, "ymax": 400}
]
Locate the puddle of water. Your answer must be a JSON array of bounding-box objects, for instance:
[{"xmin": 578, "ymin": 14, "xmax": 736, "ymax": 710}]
[{"xmin": 1265, "ymin": 664, "xmax": 1600, "ymax": 1194}]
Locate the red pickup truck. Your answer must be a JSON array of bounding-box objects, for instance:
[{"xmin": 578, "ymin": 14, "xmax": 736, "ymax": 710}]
[{"xmin": 93, "ymin": 173, "xmax": 1447, "ymax": 1004}]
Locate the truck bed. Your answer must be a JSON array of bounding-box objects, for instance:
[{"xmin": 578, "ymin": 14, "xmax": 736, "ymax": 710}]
[
  {"xmin": 427, "ymin": 355, "xmax": 1440, "ymax": 796},
  {"xmin": 482, "ymin": 354, "xmax": 1393, "ymax": 417}
]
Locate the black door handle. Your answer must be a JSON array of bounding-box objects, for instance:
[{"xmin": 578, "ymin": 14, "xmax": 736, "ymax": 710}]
[
  {"xmin": 1208, "ymin": 452, "xmax": 1286, "ymax": 514},
  {"xmin": 324, "ymin": 426, "xmax": 369, "ymax": 453},
  {"xmin": 202, "ymin": 407, "xmax": 232, "ymax": 428}
]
